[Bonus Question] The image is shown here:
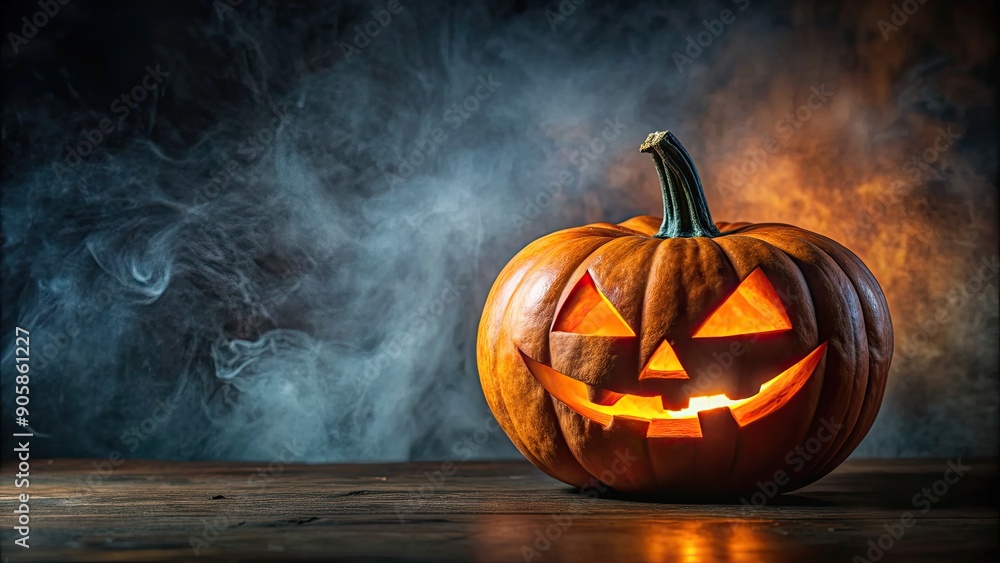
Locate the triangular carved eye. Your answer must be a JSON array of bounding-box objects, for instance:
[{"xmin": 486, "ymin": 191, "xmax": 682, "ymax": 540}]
[
  {"xmin": 553, "ymin": 271, "xmax": 635, "ymax": 337},
  {"xmin": 693, "ymin": 268, "xmax": 792, "ymax": 338}
]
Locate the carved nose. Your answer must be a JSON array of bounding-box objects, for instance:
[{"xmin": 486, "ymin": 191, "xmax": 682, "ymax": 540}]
[{"xmin": 640, "ymin": 340, "xmax": 689, "ymax": 380}]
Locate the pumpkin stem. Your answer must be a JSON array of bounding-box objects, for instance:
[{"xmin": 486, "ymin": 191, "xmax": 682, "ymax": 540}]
[{"xmin": 640, "ymin": 131, "xmax": 721, "ymax": 238}]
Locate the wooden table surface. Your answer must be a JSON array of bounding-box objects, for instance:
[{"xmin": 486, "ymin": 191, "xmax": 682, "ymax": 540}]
[{"xmin": 1, "ymin": 458, "xmax": 996, "ymax": 562}]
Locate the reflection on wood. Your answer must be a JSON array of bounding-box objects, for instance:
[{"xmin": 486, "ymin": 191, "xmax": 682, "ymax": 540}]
[{"xmin": 0, "ymin": 458, "xmax": 995, "ymax": 562}]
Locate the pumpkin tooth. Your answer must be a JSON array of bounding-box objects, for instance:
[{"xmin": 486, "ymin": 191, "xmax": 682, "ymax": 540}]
[
  {"xmin": 587, "ymin": 386, "xmax": 625, "ymax": 406},
  {"xmin": 662, "ymin": 395, "xmax": 690, "ymax": 411}
]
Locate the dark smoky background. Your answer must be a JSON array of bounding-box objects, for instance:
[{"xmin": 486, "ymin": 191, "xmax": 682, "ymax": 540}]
[{"xmin": 1, "ymin": 0, "xmax": 996, "ymax": 461}]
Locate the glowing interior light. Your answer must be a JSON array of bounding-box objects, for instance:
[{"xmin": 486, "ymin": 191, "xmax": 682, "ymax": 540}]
[
  {"xmin": 693, "ymin": 268, "xmax": 792, "ymax": 338},
  {"xmin": 553, "ymin": 271, "xmax": 635, "ymax": 337},
  {"xmin": 520, "ymin": 343, "xmax": 827, "ymax": 438},
  {"xmin": 641, "ymin": 340, "xmax": 689, "ymax": 380}
]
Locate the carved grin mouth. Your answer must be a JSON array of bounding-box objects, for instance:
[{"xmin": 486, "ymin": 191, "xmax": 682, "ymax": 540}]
[{"xmin": 519, "ymin": 343, "xmax": 827, "ymax": 438}]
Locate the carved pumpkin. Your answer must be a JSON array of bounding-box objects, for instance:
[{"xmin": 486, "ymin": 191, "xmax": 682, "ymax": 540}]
[{"xmin": 477, "ymin": 131, "xmax": 893, "ymax": 496}]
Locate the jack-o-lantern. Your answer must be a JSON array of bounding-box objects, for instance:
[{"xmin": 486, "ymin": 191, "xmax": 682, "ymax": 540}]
[{"xmin": 477, "ymin": 131, "xmax": 893, "ymax": 496}]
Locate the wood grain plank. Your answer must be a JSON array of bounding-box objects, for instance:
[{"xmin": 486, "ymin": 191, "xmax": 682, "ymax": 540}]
[{"xmin": 1, "ymin": 458, "xmax": 996, "ymax": 562}]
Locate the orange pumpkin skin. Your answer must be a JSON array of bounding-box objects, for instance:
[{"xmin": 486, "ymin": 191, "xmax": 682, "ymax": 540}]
[{"xmin": 477, "ymin": 132, "xmax": 893, "ymax": 496}]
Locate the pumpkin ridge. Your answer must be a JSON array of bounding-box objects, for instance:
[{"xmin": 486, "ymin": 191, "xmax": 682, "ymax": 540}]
[
  {"xmin": 543, "ymin": 237, "xmax": 646, "ymax": 486},
  {"xmin": 548, "ymin": 235, "xmax": 656, "ymax": 333},
  {"xmin": 504, "ymin": 233, "xmax": 619, "ymax": 336},
  {"xmin": 478, "ymin": 251, "xmax": 540, "ymax": 467},
  {"xmin": 637, "ymin": 237, "xmax": 722, "ymax": 368},
  {"xmin": 738, "ymin": 229, "xmax": 868, "ymax": 483},
  {"xmin": 715, "ymin": 233, "xmax": 822, "ymax": 365},
  {"xmin": 638, "ymin": 239, "xmax": 697, "ymax": 486},
  {"xmin": 718, "ymin": 233, "xmax": 822, "ymax": 320},
  {"xmin": 701, "ymin": 233, "xmax": 826, "ymax": 487},
  {"xmin": 521, "ymin": 234, "xmax": 659, "ymax": 484},
  {"xmin": 639, "ymin": 239, "xmax": 672, "ymax": 368},
  {"xmin": 715, "ymin": 231, "xmax": 836, "ymax": 486},
  {"xmin": 555, "ymin": 223, "xmax": 647, "ymax": 240},
  {"xmin": 543, "ymin": 235, "xmax": 657, "ymax": 482},
  {"xmin": 712, "ymin": 233, "xmax": 826, "ymax": 477},
  {"xmin": 794, "ymin": 232, "xmax": 890, "ymax": 481},
  {"xmin": 790, "ymin": 237, "xmax": 872, "ymax": 481},
  {"xmin": 608, "ymin": 233, "xmax": 663, "ymax": 482},
  {"xmin": 617, "ymin": 215, "xmax": 662, "ymax": 236},
  {"xmin": 492, "ymin": 234, "xmax": 614, "ymax": 483},
  {"xmin": 700, "ymin": 235, "xmax": 758, "ymax": 486}
]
